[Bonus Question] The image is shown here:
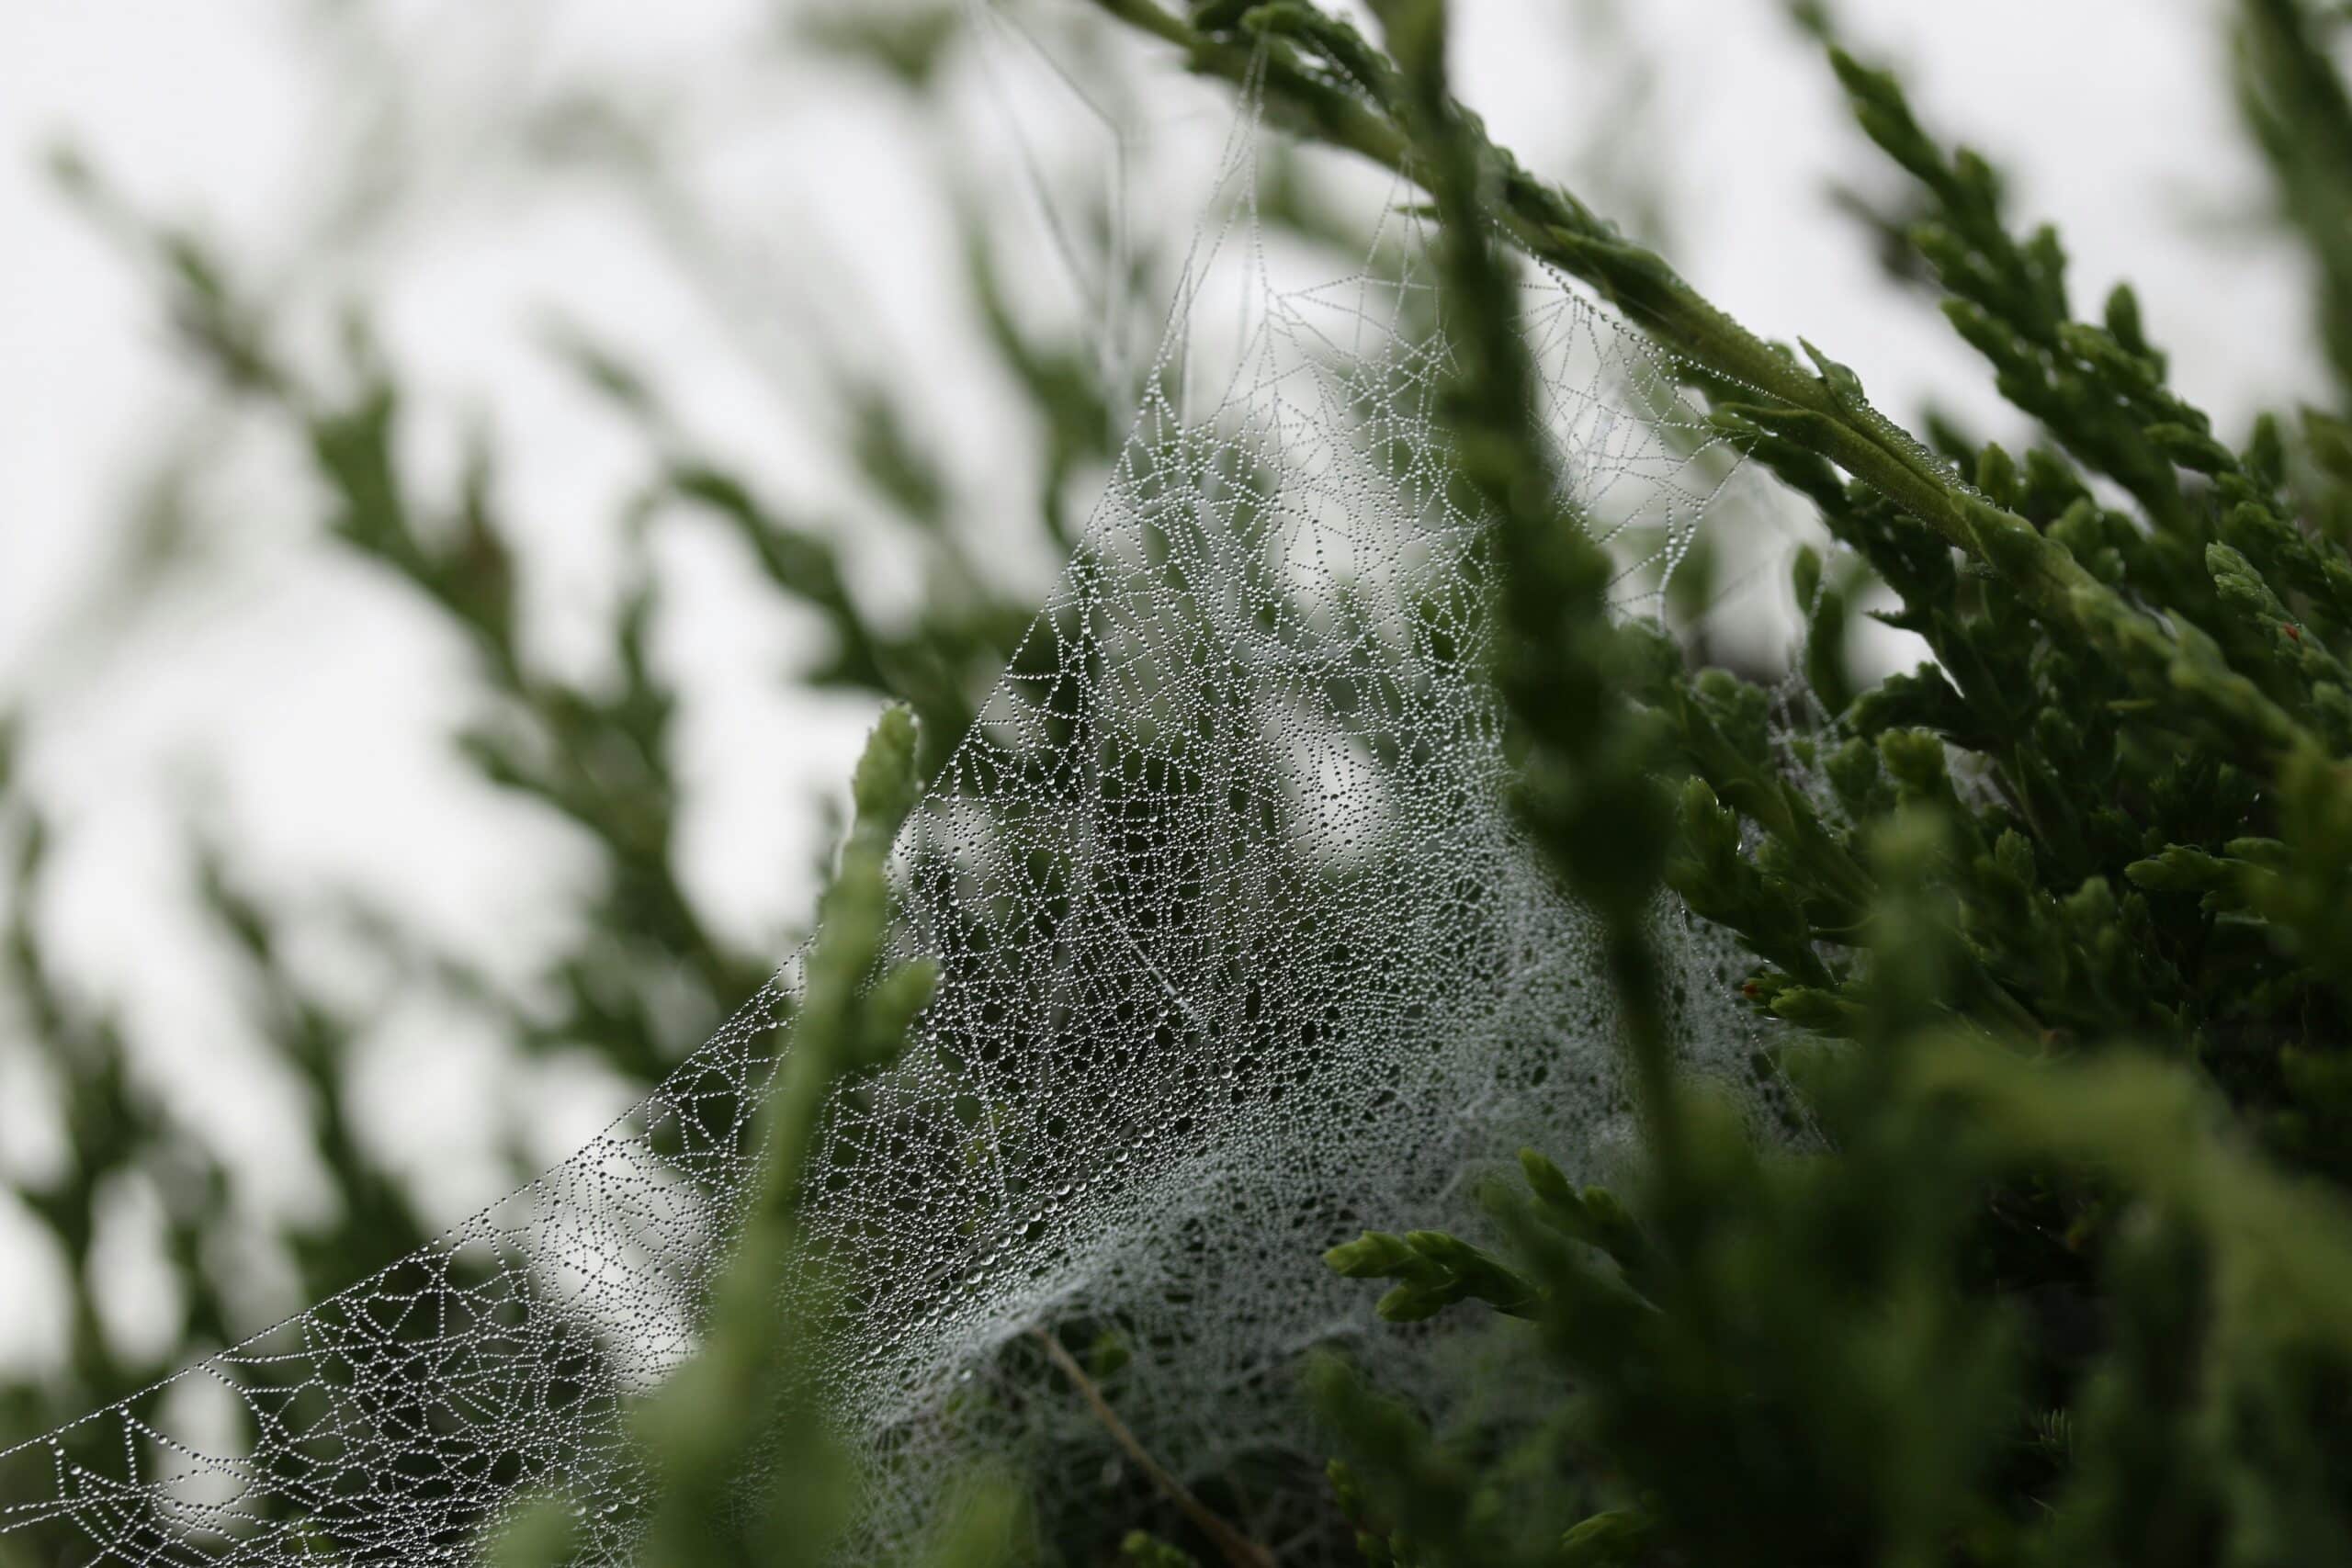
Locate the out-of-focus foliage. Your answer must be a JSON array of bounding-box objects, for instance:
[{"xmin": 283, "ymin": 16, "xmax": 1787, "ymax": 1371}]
[
  {"xmin": 0, "ymin": 0, "xmax": 1176, "ymax": 1547},
  {"xmin": 492, "ymin": 706, "xmax": 968, "ymax": 1567}
]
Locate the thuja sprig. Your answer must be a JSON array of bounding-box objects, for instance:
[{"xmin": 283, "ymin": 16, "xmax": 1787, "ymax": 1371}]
[
  {"xmin": 1085, "ymin": 2, "xmax": 2327, "ymax": 770},
  {"xmin": 1719, "ymin": 13, "xmax": 2352, "ymax": 1134},
  {"xmin": 625, "ymin": 705, "xmax": 936, "ymax": 1565},
  {"xmin": 1085, "ymin": 11, "xmax": 2352, "ymax": 1149},
  {"xmin": 497, "ymin": 707, "xmax": 984, "ymax": 1567},
  {"xmin": 1091, "ymin": 0, "xmax": 2352, "ymax": 1559},
  {"xmin": 2237, "ymin": 0, "xmax": 2352, "ymax": 408},
  {"xmin": 1328, "ymin": 796, "xmax": 2352, "ymax": 1564},
  {"xmin": 1296, "ymin": 4, "xmax": 1702, "ymax": 1559},
  {"xmin": 1112, "ymin": 0, "xmax": 2352, "ymax": 1125},
  {"xmin": 1341, "ymin": 0, "xmax": 1679, "ymax": 1126}
]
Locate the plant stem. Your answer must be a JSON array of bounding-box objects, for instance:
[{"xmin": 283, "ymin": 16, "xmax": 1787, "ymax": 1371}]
[{"xmin": 1029, "ymin": 1327, "xmax": 1278, "ymax": 1568}]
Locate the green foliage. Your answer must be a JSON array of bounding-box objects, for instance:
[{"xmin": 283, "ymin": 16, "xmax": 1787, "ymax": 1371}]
[
  {"xmin": 1084, "ymin": 0, "xmax": 2352, "ymax": 1562},
  {"xmin": 2238, "ymin": 0, "xmax": 2352, "ymax": 406},
  {"xmin": 23, "ymin": 0, "xmax": 2352, "ymax": 1561},
  {"xmin": 0, "ymin": 8, "xmax": 1113, "ymax": 1534},
  {"xmin": 492, "ymin": 708, "xmax": 1031, "ymax": 1568}
]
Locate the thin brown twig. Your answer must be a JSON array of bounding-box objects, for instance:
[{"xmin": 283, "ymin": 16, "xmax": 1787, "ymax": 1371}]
[{"xmin": 1028, "ymin": 1326, "xmax": 1279, "ymax": 1568}]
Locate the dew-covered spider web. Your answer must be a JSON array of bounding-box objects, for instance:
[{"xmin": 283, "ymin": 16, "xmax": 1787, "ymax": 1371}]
[{"xmin": 0, "ymin": 27, "xmax": 1808, "ymax": 1567}]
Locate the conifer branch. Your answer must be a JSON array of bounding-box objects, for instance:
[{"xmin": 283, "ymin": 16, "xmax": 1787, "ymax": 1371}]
[{"xmin": 1081, "ymin": 0, "xmax": 2311, "ymax": 759}]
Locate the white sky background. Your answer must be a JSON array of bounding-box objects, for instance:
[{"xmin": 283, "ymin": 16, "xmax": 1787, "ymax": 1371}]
[{"xmin": 0, "ymin": 0, "xmax": 2319, "ymax": 1375}]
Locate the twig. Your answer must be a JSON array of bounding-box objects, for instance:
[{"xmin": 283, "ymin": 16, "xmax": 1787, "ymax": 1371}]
[{"xmin": 1029, "ymin": 1326, "xmax": 1279, "ymax": 1568}]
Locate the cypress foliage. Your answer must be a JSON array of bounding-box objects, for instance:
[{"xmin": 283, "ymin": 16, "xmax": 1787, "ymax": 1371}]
[
  {"xmin": 17, "ymin": 2, "xmax": 2352, "ymax": 1561},
  {"xmin": 1080, "ymin": 0, "xmax": 2352, "ymax": 1562}
]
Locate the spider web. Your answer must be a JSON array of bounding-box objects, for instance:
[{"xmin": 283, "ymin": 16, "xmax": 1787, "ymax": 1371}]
[{"xmin": 0, "ymin": 32, "xmax": 1793, "ymax": 1568}]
